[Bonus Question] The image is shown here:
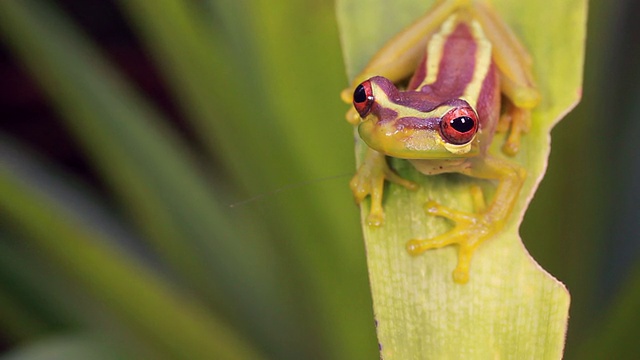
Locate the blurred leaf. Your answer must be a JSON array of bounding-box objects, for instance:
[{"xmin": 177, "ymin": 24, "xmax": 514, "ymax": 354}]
[
  {"xmin": 0, "ymin": 163, "xmax": 264, "ymax": 359},
  {"xmin": 0, "ymin": 0, "xmax": 303, "ymax": 356},
  {"xmin": 0, "ymin": 0, "xmax": 383, "ymax": 357},
  {"xmin": 1, "ymin": 334, "xmax": 126, "ymax": 360},
  {"xmin": 0, "ymin": 0, "xmax": 276, "ymax": 295},
  {"xmin": 336, "ymin": 0, "xmax": 586, "ymax": 358},
  {"xmin": 0, "ymin": 282, "xmax": 49, "ymax": 342},
  {"xmin": 115, "ymin": 0, "xmax": 379, "ymax": 358}
]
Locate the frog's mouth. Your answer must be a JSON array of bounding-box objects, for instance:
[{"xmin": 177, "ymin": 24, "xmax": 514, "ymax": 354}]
[{"xmin": 358, "ymin": 118, "xmax": 479, "ymax": 159}]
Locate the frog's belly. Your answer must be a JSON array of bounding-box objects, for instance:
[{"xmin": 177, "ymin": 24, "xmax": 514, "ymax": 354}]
[{"xmin": 408, "ymin": 158, "xmax": 471, "ymax": 175}]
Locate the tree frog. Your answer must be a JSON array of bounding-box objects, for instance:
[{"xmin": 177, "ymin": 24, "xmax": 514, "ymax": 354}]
[{"xmin": 342, "ymin": 0, "xmax": 540, "ymax": 283}]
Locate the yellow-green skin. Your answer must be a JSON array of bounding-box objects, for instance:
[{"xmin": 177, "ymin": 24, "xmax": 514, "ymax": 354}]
[{"xmin": 344, "ymin": 0, "xmax": 539, "ymax": 284}]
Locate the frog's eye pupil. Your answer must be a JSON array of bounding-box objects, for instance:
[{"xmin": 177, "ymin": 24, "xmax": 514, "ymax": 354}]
[
  {"xmin": 354, "ymin": 85, "xmax": 367, "ymax": 103},
  {"xmin": 353, "ymin": 80, "xmax": 374, "ymax": 117},
  {"xmin": 440, "ymin": 107, "xmax": 479, "ymax": 145},
  {"xmin": 450, "ymin": 116, "xmax": 474, "ymax": 133}
]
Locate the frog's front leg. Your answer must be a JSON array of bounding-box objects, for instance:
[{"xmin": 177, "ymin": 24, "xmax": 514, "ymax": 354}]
[
  {"xmin": 350, "ymin": 148, "xmax": 418, "ymax": 226},
  {"xmin": 406, "ymin": 156, "xmax": 525, "ymax": 284}
]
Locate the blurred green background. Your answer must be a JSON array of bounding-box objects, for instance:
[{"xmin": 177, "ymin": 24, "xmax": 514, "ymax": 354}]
[{"xmin": 0, "ymin": 0, "xmax": 638, "ymax": 359}]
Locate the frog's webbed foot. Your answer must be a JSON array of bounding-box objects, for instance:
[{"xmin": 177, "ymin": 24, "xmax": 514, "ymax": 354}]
[
  {"xmin": 407, "ymin": 157, "xmax": 525, "ymax": 284},
  {"xmin": 351, "ymin": 149, "xmax": 418, "ymax": 226},
  {"xmin": 406, "ymin": 199, "xmax": 494, "ymax": 284},
  {"xmin": 497, "ymin": 99, "xmax": 531, "ymax": 156}
]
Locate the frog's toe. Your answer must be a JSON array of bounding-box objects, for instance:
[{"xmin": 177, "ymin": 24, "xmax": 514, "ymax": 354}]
[
  {"xmin": 406, "ymin": 239, "xmax": 426, "ymax": 255},
  {"xmin": 340, "ymin": 87, "xmax": 352, "ymax": 103},
  {"xmin": 345, "ymin": 108, "xmax": 360, "ymax": 125},
  {"xmin": 497, "ymin": 111, "xmax": 511, "ymax": 132},
  {"xmin": 384, "ymin": 169, "xmax": 419, "ymax": 191},
  {"xmin": 406, "ymin": 232, "xmax": 478, "ymax": 284},
  {"xmin": 423, "ymin": 200, "xmax": 476, "ymax": 224},
  {"xmin": 350, "ymin": 185, "xmax": 368, "ymax": 204},
  {"xmin": 452, "ymin": 246, "xmax": 473, "ymax": 284},
  {"xmin": 501, "ymin": 129, "xmax": 521, "ymax": 157},
  {"xmin": 500, "ymin": 105, "xmax": 531, "ymax": 157},
  {"xmin": 407, "ymin": 201, "xmax": 490, "ymax": 283},
  {"xmin": 406, "ymin": 230, "xmax": 464, "ymax": 255},
  {"xmin": 366, "ymin": 210, "xmax": 385, "ymax": 227},
  {"xmin": 424, "ymin": 200, "xmax": 445, "ymax": 216},
  {"xmin": 452, "ymin": 267, "xmax": 470, "ymax": 284},
  {"xmin": 349, "ymin": 176, "xmax": 371, "ymax": 204}
]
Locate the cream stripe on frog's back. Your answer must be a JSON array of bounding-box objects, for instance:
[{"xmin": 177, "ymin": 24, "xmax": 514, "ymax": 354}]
[
  {"xmin": 460, "ymin": 20, "xmax": 493, "ymax": 109},
  {"xmin": 422, "ymin": 14, "xmax": 459, "ymax": 86}
]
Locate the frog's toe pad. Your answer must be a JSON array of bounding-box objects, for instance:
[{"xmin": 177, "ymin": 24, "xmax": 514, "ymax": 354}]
[
  {"xmin": 423, "ymin": 200, "xmax": 453, "ymax": 219},
  {"xmin": 406, "ymin": 239, "xmax": 424, "ymax": 255},
  {"xmin": 366, "ymin": 211, "xmax": 385, "ymax": 227},
  {"xmin": 349, "ymin": 176, "xmax": 373, "ymax": 204},
  {"xmin": 452, "ymin": 267, "xmax": 470, "ymax": 284}
]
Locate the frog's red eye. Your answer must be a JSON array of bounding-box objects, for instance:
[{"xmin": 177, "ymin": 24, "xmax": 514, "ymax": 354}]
[
  {"xmin": 353, "ymin": 80, "xmax": 374, "ymax": 117},
  {"xmin": 440, "ymin": 107, "xmax": 478, "ymax": 145}
]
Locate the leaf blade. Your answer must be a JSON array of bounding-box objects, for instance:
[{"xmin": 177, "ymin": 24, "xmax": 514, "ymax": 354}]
[{"xmin": 336, "ymin": 0, "xmax": 587, "ymax": 358}]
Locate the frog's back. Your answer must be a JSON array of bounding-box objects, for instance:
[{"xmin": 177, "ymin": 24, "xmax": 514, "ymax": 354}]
[{"xmin": 408, "ymin": 15, "xmax": 500, "ymax": 151}]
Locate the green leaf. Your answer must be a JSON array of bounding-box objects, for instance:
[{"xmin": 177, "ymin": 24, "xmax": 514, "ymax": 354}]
[
  {"xmin": 113, "ymin": 1, "xmax": 378, "ymax": 357},
  {"xmin": 336, "ymin": 0, "xmax": 587, "ymax": 358},
  {"xmin": 0, "ymin": 161, "xmax": 264, "ymax": 360},
  {"xmin": 0, "ymin": 0, "xmax": 298, "ymax": 353},
  {"xmin": 1, "ymin": 334, "xmax": 127, "ymax": 360}
]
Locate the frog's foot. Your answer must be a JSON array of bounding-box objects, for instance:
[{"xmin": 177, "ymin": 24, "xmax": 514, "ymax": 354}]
[
  {"xmin": 498, "ymin": 100, "xmax": 531, "ymax": 156},
  {"xmin": 406, "ymin": 200, "xmax": 495, "ymax": 284},
  {"xmin": 350, "ymin": 152, "xmax": 418, "ymax": 227}
]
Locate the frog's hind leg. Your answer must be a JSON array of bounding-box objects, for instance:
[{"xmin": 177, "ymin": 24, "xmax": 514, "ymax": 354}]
[
  {"xmin": 498, "ymin": 97, "xmax": 531, "ymax": 156},
  {"xmin": 471, "ymin": 2, "xmax": 539, "ymax": 156}
]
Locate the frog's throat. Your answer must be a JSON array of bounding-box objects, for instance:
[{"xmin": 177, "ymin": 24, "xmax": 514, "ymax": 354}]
[{"xmin": 409, "ymin": 157, "xmax": 471, "ymax": 175}]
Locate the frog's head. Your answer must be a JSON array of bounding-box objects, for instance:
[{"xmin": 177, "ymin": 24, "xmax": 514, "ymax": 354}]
[{"xmin": 352, "ymin": 76, "xmax": 480, "ymax": 159}]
